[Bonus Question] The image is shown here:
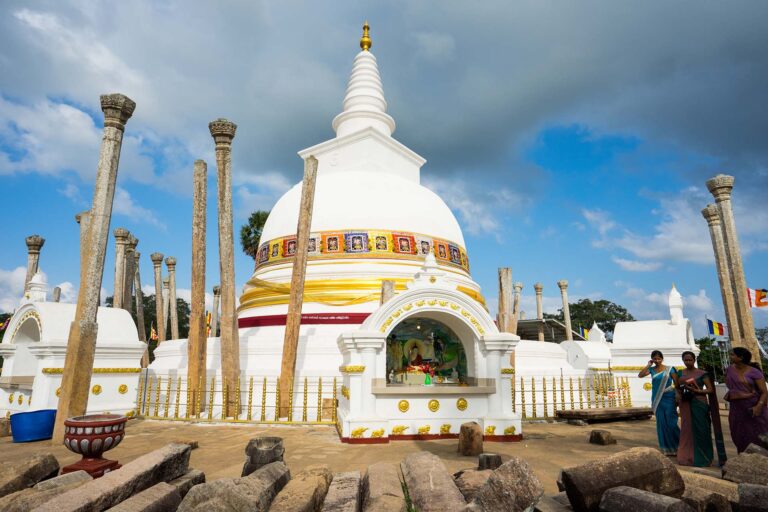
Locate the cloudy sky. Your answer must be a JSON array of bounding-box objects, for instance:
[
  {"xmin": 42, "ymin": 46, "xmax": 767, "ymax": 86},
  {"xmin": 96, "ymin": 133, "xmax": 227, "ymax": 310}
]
[{"xmin": 1, "ymin": 1, "xmax": 766, "ymax": 337}]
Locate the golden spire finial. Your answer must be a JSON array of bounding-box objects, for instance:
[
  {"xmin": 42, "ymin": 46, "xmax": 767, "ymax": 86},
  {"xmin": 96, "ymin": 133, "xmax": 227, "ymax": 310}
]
[{"xmin": 360, "ymin": 21, "xmax": 372, "ymax": 51}]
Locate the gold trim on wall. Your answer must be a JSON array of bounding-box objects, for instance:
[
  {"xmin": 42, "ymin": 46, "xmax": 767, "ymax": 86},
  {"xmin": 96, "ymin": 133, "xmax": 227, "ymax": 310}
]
[
  {"xmin": 339, "ymin": 365, "xmax": 366, "ymax": 373},
  {"xmin": 42, "ymin": 368, "xmax": 143, "ymax": 375},
  {"xmin": 589, "ymin": 366, "xmax": 647, "ymax": 372}
]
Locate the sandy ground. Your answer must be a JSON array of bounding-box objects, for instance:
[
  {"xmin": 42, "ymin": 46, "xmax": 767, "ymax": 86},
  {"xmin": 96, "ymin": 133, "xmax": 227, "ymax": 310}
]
[{"xmin": 0, "ymin": 416, "xmax": 733, "ymax": 494}]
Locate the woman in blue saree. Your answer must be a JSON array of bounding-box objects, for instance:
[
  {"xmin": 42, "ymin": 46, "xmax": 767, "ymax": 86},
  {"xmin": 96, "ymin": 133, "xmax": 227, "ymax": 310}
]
[{"xmin": 638, "ymin": 350, "xmax": 680, "ymax": 455}]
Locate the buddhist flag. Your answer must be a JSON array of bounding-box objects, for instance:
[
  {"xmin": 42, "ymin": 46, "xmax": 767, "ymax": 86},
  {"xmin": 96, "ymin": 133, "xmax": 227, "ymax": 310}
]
[
  {"xmin": 578, "ymin": 326, "xmax": 589, "ymax": 340},
  {"xmin": 707, "ymin": 318, "xmax": 726, "ymax": 336},
  {"xmin": 0, "ymin": 318, "xmax": 9, "ymax": 331},
  {"xmin": 150, "ymin": 322, "xmax": 158, "ymax": 341},
  {"xmin": 747, "ymin": 288, "xmax": 768, "ymax": 308}
]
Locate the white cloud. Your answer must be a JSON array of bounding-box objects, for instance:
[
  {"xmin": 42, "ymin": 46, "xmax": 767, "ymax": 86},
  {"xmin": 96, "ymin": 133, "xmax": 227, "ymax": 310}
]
[
  {"xmin": 53, "ymin": 281, "xmax": 78, "ymax": 303},
  {"xmin": 582, "ymin": 209, "xmax": 616, "ymax": 238},
  {"xmin": 112, "ymin": 187, "xmax": 165, "ymax": 229},
  {"xmin": 235, "ymin": 171, "xmax": 294, "ymax": 220},
  {"xmin": 612, "ymin": 257, "xmax": 662, "ymax": 272},
  {"xmin": 0, "ymin": 266, "xmax": 27, "ymax": 313}
]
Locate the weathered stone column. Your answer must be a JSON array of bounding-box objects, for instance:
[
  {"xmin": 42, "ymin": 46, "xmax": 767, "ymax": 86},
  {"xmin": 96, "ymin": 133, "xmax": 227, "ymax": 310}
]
[
  {"xmin": 558, "ymin": 280, "xmax": 573, "ymax": 341},
  {"xmin": 706, "ymin": 175, "xmax": 760, "ymax": 364},
  {"xmin": 150, "ymin": 252, "xmax": 165, "ymax": 342},
  {"xmin": 210, "ymin": 118, "xmax": 240, "ymax": 416},
  {"xmin": 112, "ymin": 228, "xmax": 130, "ymax": 309},
  {"xmin": 211, "ymin": 285, "xmax": 221, "ymax": 337},
  {"xmin": 165, "ymin": 257, "xmax": 179, "ymax": 340},
  {"xmin": 702, "ymin": 204, "xmax": 742, "ymax": 347},
  {"xmin": 52, "ymin": 93, "xmax": 135, "ymax": 443},
  {"xmin": 188, "ymin": 160, "xmax": 208, "ymax": 410},
  {"xmin": 24, "ymin": 235, "xmax": 45, "ymax": 295},
  {"xmin": 133, "ymin": 251, "xmax": 149, "ymax": 367},
  {"xmin": 122, "ymin": 235, "xmax": 138, "ymax": 312},
  {"xmin": 52, "ymin": 287, "xmax": 61, "ymax": 302},
  {"xmin": 534, "ymin": 283, "xmax": 545, "ymax": 342},
  {"xmin": 497, "ymin": 268, "xmax": 513, "ymax": 333},
  {"xmin": 380, "ymin": 280, "xmax": 396, "ymax": 305},
  {"xmin": 511, "ymin": 281, "xmax": 523, "ymax": 334},
  {"xmin": 162, "ymin": 276, "xmax": 170, "ymax": 338}
]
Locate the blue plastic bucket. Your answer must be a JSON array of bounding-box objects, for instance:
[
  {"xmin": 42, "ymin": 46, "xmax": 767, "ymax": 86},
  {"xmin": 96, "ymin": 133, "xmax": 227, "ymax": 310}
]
[{"xmin": 10, "ymin": 409, "xmax": 57, "ymax": 442}]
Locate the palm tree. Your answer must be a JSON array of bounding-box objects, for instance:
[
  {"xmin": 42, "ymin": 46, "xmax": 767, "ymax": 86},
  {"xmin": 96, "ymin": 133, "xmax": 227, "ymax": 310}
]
[{"xmin": 240, "ymin": 210, "xmax": 270, "ymax": 262}]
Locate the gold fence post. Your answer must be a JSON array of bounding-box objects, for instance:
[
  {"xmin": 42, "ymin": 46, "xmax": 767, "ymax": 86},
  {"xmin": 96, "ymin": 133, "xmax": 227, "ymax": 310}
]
[
  {"xmin": 511, "ymin": 376, "xmax": 516, "ymax": 414},
  {"xmin": 208, "ymin": 376, "xmax": 215, "ymax": 420},
  {"xmin": 551, "ymin": 376, "xmax": 557, "ymax": 414},
  {"xmin": 586, "ymin": 377, "xmax": 592, "ymax": 409},
  {"xmin": 275, "ymin": 377, "xmax": 281, "ymax": 421},
  {"xmin": 247, "ymin": 377, "xmax": 254, "ymax": 421},
  {"xmin": 146, "ymin": 376, "xmax": 153, "ymax": 417},
  {"xmin": 578, "ymin": 377, "xmax": 584, "ymax": 409},
  {"xmin": 332, "ymin": 377, "xmax": 337, "ymax": 423},
  {"xmin": 288, "ymin": 380, "xmax": 294, "ymax": 422},
  {"xmin": 185, "ymin": 378, "xmax": 191, "ymax": 419},
  {"xmin": 569, "ymin": 377, "xmax": 574, "ymax": 410},
  {"xmin": 197, "ymin": 374, "xmax": 204, "ymax": 418},
  {"xmin": 174, "ymin": 377, "xmax": 181, "ymax": 419},
  {"xmin": 542, "ymin": 377, "xmax": 549, "ymax": 419},
  {"xmin": 520, "ymin": 377, "xmax": 526, "ymax": 420},
  {"xmin": 600, "ymin": 376, "xmax": 607, "ymax": 408},
  {"xmin": 223, "ymin": 384, "xmax": 230, "ymax": 420},
  {"xmin": 626, "ymin": 377, "xmax": 633, "ymax": 407},
  {"xmin": 560, "ymin": 375, "xmax": 565, "ymax": 411},
  {"xmin": 302, "ymin": 377, "xmax": 308, "ymax": 422},
  {"xmin": 261, "ymin": 377, "xmax": 267, "ymax": 422},
  {"xmin": 137, "ymin": 374, "xmax": 145, "ymax": 416},
  {"xmin": 316, "ymin": 377, "xmax": 323, "ymax": 422},
  {"xmin": 164, "ymin": 377, "xmax": 172, "ymax": 418},
  {"xmin": 235, "ymin": 377, "xmax": 242, "ymax": 421},
  {"xmin": 154, "ymin": 376, "xmax": 161, "ymax": 417},
  {"xmin": 531, "ymin": 377, "xmax": 537, "ymax": 419}
]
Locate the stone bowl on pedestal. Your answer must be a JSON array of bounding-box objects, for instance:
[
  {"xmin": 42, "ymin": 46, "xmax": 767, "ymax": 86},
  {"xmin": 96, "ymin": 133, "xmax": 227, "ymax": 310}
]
[{"xmin": 62, "ymin": 413, "xmax": 126, "ymax": 477}]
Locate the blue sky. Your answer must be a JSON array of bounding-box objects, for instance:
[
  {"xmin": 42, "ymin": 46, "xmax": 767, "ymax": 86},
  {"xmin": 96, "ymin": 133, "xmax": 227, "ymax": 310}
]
[{"xmin": 0, "ymin": 1, "xmax": 766, "ymax": 337}]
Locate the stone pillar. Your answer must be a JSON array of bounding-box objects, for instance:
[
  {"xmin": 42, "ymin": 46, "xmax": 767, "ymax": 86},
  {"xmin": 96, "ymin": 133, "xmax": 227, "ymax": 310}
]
[
  {"xmin": 52, "ymin": 287, "xmax": 61, "ymax": 302},
  {"xmin": 497, "ymin": 268, "xmax": 513, "ymax": 333},
  {"xmin": 133, "ymin": 251, "xmax": 148, "ymax": 367},
  {"xmin": 706, "ymin": 175, "xmax": 760, "ymax": 363},
  {"xmin": 112, "ymin": 228, "xmax": 131, "ymax": 309},
  {"xmin": 210, "ymin": 118, "xmax": 240, "ymax": 415},
  {"xmin": 511, "ymin": 282, "xmax": 523, "ymax": 334},
  {"xmin": 558, "ymin": 280, "xmax": 573, "ymax": 341},
  {"xmin": 702, "ymin": 204, "xmax": 742, "ymax": 347},
  {"xmin": 211, "ymin": 285, "xmax": 221, "ymax": 337},
  {"xmin": 534, "ymin": 283, "xmax": 544, "ymax": 342},
  {"xmin": 380, "ymin": 280, "xmax": 396, "ymax": 305},
  {"xmin": 24, "ymin": 235, "xmax": 45, "ymax": 294},
  {"xmin": 52, "ymin": 93, "xmax": 135, "ymax": 443},
  {"xmin": 188, "ymin": 160, "xmax": 208, "ymax": 408},
  {"xmin": 162, "ymin": 276, "xmax": 170, "ymax": 338},
  {"xmin": 165, "ymin": 257, "xmax": 179, "ymax": 340},
  {"xmin": 122, "ymin": 236, "xmax": 138, "ymax": 312},
  {"xmin": 150, "ymin": 252, "xmax": 165, "ymax": 342}
]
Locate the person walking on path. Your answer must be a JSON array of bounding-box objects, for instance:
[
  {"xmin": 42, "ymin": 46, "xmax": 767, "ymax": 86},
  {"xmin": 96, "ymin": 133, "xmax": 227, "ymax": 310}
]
[
  {"xmin": 639, "ymin": 350, "xmax": 680, "ymax": 455},
  {"xmin": 677, "ymin": 350, "xmax": 727, "ymax": 467},
  {"xmin": 724, "ymin": 347, "xmax": 768, "ymax": 453}
]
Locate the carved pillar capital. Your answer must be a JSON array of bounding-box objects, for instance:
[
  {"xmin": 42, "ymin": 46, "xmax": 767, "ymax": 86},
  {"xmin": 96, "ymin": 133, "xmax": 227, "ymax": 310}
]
[
  {"xmin": 213, "ymin": 285, "xmax": 221, "ymax": 296},
  {"xmin": 209, "ymin": 118, "xmax": 237, "ymax": 147},
  {"xmin": 557, "ymin": 279, "xmax": 569, "ymax": 291},
  {"xmin": 534, "ymin": 282, "xmax": 543, "ymax": 294},
  {"xmin": 25, "ymin": 235, "xmax": 45, "ymax": 254},
  {"xmin": 706, "ymin": 174, "xmax": 734, "ymax": 202},
  {"xmin": 150, "ymin": 252, "xmax": 164, "ymax": 266},
  {"xmin": 701, "ymin": 204, "xmax": 721, "ymax": 226},
  {"xmin": 165, "ymin": 256, "xmax": 177, "ymax": 270},
  {"xmin": 113, "ymin": 227, "xmax": 131, "ymax": 244},
  {"xmin": 100, "ymin": 93, "xmax": 136, "ymax": 131}
]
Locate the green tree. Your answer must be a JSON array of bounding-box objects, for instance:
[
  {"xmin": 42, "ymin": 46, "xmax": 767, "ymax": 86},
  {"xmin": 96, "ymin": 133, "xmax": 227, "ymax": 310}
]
[
  {"xmin": 695, "ymin": 336, "xmax": 727, "ymax": 381},
  {"xmin": 240, "ymin": 210, "xmax": 270, "ymax": 261},
  {"xmin": 0, "ymin": 311, "xmax": 12, "ymax": 369},
  {"xmin": 544, "ymin": 298, "xmax": 635, "ymax": 338}
]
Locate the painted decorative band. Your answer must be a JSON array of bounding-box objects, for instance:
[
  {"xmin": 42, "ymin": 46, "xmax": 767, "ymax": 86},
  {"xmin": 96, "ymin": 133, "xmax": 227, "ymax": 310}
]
[
  {"xmin": 339, "ymin": 365, "xmax": 366, "ymax": 373},
  {"xmin": 42, "ymin": 368, "xmax": 142, "ymax": 375},
  {"xmin": 239, "ymin": 313, "xmax": 371, "ymax": 328},
  {"xmin": 256, "ymin": 229, "xmax": 470, "ymax": 272}
]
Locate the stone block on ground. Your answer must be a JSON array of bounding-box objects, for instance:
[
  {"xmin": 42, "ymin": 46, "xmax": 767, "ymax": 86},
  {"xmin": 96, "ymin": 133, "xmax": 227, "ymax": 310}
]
[
  {"xmin": 680, "ymin": 486, "xmax": 730, "ymax": 512},
  {"xmin": 178, "ymin": 461, "xmax": 290, "ymax": 512},
  {"xmin": 362, "ymin": 462, "xmax": 406, "ymax": 512},
  {"xmin": 36, "ymin": 443, "xmax": 191, "ymax": 512},
  {"xmin": 0, "ymin": 417, "xmax": 10, "ymax": 437},
  {"xmin": 34, "ymin": 470, "xmax": 92, "ymax": 491},
  {"xmin": 168, "ymin": 469, "xmax": 205, "ymax": 499},
  {"xmin": 744, "ymin": 443, "xmax": 768, "ymax": 457},
  {"xmin": 723, "ymin": 452, "xmax": 768, "ymax": 485},
  {"xmin": 568, "ymin": 419, "xmax": 588, "ymax": 426},
  {"xmin": 0, "ymin": 453, "xmax": 59, "ymax": 498},
  {"xmin": 242, "ymin": 436, "xmax": 285, "ymax": 477},
  {"xmin": 470, "ymin": 456, "xmax": 544, "ymax": 512},
  {"xmin": 453, "ymin": 469, "xmax": 492, "ymax": 503},
  {"xmin": 401, "ymin": 452, "xmax": 466, "ymax": 512},
  {"xmin": 459, "ymin": 422, "xmax": 484, "ymax": 456},
  {"xmin": 106, "ymin": 482, "xmax": 182, "ymax": 512},
  {"xmin": 561, "ymin": 447, "xmax": 684, "ymax": 512},
  {"xmin": 321, "ymin": 471, "xmax": 361, "ymax": 512},
  {"xmin": 598, "ymin": 486, "xmax": 693, "ymax": 512},
  {"xmin": 759, "ymin": 433, "xmax": 768, "ymax": 448},
  {"xmin": 739, "ymin": 483, "xmax": 768, "ymax": 512},
  {"xmin": 557, "ymin": 470, "xmax": 565, "ymax": 492},
  {"xmin": 270, "ymin": 464, "xmax": 332, "ymax": 512},
  {"xmin": 680, "ymin": 472, "xmax": 738, "ymax": 509},
  {"xmin": 0, "ymin": 469, "xmax": 91, "ymax": 512},
  {"xmin": 173, "ymin": 439, "xmax": 199, "ymax": 450},
  {"xmin": 588, "ymin": 430, "xmax": 616, "ymax": 446},
  {"xmin": 478, "ymin": 453, "xmax": 503, "ymax": 470}
]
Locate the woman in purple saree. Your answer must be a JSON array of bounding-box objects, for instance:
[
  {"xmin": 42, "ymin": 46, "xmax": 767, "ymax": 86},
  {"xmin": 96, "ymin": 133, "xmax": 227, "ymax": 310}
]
[{"xmin": 725, "ymin": 347, "xmax": 768, "ymax": 453}]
